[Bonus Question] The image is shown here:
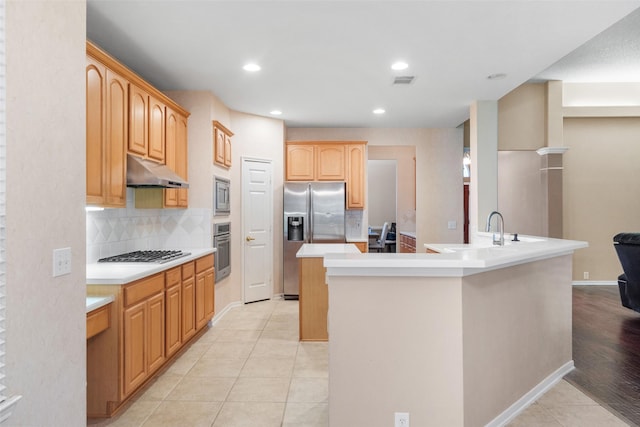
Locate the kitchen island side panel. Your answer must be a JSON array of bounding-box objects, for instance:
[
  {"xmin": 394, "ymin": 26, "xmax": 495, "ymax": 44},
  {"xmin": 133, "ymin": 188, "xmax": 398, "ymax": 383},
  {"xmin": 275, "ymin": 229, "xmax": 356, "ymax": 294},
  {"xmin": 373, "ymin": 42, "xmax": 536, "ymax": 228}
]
[
  {"xmin": 461, "ymin": 254, "xmax": 573, "ymax": 426},
  {"xmin": 328, "ymin": 276, "xmax": 464, "ymax": 427}
]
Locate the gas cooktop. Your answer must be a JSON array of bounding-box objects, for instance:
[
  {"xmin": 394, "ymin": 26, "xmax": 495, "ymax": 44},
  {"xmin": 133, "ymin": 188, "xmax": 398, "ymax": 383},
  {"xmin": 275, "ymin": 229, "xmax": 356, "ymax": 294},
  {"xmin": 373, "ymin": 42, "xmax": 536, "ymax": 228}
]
[{"xmin": 98, "ymin": 250, "xmax": 191, "ymax": 264}]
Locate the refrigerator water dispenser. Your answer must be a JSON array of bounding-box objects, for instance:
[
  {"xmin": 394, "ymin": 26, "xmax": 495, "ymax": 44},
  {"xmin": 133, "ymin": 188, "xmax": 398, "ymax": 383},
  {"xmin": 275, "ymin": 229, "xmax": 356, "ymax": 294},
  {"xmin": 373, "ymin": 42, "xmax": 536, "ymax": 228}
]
[{"xmin": 287, "ymin": 217, "xmax": 303, "ymax": 241}]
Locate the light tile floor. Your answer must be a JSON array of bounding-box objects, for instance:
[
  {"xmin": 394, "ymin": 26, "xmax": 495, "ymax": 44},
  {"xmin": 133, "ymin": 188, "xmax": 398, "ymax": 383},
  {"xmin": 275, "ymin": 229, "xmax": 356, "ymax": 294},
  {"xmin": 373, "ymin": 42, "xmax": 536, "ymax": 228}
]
[{"xmin": 88, "ymin": 299, "xmax": 629, "ymax": 427}]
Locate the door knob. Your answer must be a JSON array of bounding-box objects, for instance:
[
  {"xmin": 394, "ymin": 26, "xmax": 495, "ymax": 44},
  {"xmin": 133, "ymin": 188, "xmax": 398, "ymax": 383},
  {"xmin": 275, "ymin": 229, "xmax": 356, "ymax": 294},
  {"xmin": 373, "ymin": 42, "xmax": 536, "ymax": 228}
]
[{"xmin": 246, "ymin": 236, "xmax": 255, "ymax": 242}]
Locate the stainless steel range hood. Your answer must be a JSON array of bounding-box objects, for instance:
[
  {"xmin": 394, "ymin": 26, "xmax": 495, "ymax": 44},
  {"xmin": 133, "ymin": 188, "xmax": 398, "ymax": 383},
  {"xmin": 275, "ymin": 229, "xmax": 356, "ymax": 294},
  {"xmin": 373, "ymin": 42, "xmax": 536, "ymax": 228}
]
[{"xmin": 126, "ymin": 154, "xmax": 189, "ymax": 188}]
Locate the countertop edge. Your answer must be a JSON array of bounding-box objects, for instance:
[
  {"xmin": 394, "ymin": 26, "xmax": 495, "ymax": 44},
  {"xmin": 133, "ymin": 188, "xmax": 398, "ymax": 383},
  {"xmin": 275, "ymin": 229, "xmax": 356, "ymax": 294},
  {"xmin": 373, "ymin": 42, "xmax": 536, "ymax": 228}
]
[{"xmin": 86, "ymin": 295, "xmax": 115, "ymax": 313}]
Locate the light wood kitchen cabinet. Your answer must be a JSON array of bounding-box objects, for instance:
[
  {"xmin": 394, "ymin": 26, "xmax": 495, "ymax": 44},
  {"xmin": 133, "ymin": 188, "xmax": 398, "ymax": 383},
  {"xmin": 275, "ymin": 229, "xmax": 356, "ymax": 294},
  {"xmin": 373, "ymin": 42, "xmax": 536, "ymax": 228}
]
[
  {"xmin": 129, "ymin": 85, "xmax": 165, "ymax": 163},
  {"xmin": 399, "ymin": 233, "xmax": 416, "ymax": 253},
  {"xmin": 286, "ymin": 141, "xmax": 367, "ymax": 209},
  {"xmin": 195, "ymin": 254, "xmax": 215, "ymax": 330},
  {"xmin": 299, "ymin": 257, "xmax": 328, "ymax": 341},
  {"xmin": 213, "ymin": 120, "xmax": 233, "ymax": 168},
  {"xmin": 86, "ymin": 57, "xmax": 127, "ymax": 207},
  {"xmin": 351, "ymin": 241, "xmax": 368, "ymax": 253},
  {"xmin": 347, "ymin": 143, "xmax": 366, "ymax": 209},
  {"xmin": 87, "ymin": 254, "xmax": 214, "ymax": 419},
  {"xmin": 286, "ymin": 144, "xmax": 315, "ymax": 180},
  {"xmin": 122, "ymin": 273, "xmax": 165, "ymax": 397},
  {"xmin": 148, "ymin": 95, "xmax": 165, "ymax": 162},
  {"xmin": 165, "ymin": 267, "xmax": 182, "ymax": 357},
  {"xmin": 128, "ymin": 83, "xmax": 148, "ymax": 158},
  {"xmin": 164, "ymin": 108, "xmax": 189, "ymax": 208},
  {"xmin": 316, "ymin": 144, "xmax": 346, "ymax": 180},
  {"xmin": 181, "ymin": 262, "xmax": 196, "ymax": 342},
  {"xmin": 86, "ymin": 41, "xmax": 191, "ymax": 208}
]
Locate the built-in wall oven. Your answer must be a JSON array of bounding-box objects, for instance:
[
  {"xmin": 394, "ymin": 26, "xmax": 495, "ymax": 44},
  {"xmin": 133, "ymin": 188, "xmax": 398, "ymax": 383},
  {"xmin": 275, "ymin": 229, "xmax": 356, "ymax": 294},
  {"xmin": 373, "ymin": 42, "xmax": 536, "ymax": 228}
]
[
  {"xmin": 214, "ymin": 176, "xmax": 230, "ymax": 216},
  {"xmin": 213, "ymin": 222, "xmax": 230, "ymax": 282}
]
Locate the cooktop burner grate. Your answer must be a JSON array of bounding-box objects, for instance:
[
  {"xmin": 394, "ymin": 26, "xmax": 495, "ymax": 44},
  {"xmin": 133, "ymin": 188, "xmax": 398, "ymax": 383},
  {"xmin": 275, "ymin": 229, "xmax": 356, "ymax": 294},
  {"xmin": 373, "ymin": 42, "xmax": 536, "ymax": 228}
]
[{"xmin": 98, "ymin": 250, "xmax": 190, "ymax": 264}]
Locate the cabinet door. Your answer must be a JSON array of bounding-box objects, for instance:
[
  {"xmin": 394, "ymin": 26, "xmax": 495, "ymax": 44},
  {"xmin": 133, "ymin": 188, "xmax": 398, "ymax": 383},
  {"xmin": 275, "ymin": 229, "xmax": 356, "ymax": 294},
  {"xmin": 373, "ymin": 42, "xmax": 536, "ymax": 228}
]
[
  {"xmin": 105, "ymin": 69, "xmax": 128, "ymax": 207},
  {"xmin": 286, "ymin": 144, "xmax": 315, "ymax": 181},
  {"xmin": 224, "ymin": 134, "xmax": 232, "ymax": 167},
  {"xmin": 316, "ymin": 144, "xmax": 345, "ymax": 180},
  {"xmin": 148, "ymin": 95, "xmax": 165, "ymax": 162},
  {"xmin": 86, "ymin": 57, "xmax": 106, "ymax": 205},
  {"xmin": 214, "ymin": 127, "xmax": 226, "ymax": 166},
  {"xmin": 165, "ymin": 284, "xmax": 181, "ymax": 357},
  {"xmin": 147, "ymin": 292, "xmax": 165, "ymax": 375},
  {"xmin": 195, "ymin": 271, "xmax": 206, "ymax": 330},
  {"xmin": 123, "ymin": 300, "xmax": 147, "ymax": 397},
  {"xmin": 164, "ymin": 108, "xmax": 178, "ymax": 207},
  {"xmin": 204, "ymin": 268, "xmax": 215, "ymax": 320},
  {"xmin": 182, "ymin": 275, "xmax": 196, "ymax": 341},
  {"xmin": 129, "ymin": 84, "xmax": 148, "ymax": 157},
  {"xmin": 177, "ymin": 114, "xmax": 189, "ymax": 207},
  {"xmin": 347, "ymin": 144, "xmax": 365, "ymax": 209}
]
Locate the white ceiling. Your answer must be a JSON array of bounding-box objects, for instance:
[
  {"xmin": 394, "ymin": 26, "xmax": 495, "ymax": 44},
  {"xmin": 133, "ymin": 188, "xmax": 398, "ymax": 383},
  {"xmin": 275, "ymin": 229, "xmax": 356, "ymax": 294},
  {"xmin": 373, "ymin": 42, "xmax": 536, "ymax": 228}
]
[{"xmin": 86, "ymin": 1, "xmax": 640, "ymax": 129}]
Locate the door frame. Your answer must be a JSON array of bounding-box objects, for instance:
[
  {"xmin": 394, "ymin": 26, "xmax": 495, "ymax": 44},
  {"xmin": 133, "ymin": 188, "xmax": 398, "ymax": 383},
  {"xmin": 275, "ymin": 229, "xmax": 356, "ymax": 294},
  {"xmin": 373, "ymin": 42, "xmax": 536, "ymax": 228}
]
[{"xmin": 241, "ymin": 156, "xmax": 274, "ymax": 303}]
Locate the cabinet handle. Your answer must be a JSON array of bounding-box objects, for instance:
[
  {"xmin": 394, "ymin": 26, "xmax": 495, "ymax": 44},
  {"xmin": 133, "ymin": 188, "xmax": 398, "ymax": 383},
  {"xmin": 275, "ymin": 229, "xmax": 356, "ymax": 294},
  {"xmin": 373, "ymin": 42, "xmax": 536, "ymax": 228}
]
[{"xmin": 246, "ymin": 236, "xmax": 255, "ymax": 242}]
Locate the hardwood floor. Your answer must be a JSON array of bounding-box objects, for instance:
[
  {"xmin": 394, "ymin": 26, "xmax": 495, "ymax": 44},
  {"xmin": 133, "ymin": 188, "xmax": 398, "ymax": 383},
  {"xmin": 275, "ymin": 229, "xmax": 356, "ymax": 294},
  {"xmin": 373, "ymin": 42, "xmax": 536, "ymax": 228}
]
[{"xmin": 567, "ymin": 285, "xmax": 640, "ymax": 426}]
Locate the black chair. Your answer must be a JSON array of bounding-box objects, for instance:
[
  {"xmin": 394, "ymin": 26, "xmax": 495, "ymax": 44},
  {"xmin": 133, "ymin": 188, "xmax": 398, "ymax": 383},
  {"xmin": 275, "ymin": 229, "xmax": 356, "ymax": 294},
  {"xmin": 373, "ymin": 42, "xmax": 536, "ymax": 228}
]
[{"xmin": 613, "ymin": 233, "xmax": 640, "ymax": 312}]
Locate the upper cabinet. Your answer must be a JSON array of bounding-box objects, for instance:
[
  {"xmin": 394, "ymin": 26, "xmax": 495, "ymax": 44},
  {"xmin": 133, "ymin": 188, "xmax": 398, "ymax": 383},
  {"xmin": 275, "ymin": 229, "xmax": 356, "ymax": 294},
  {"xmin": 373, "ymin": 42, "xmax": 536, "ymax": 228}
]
[
  {"xmin": 86, "ymin": 57, "xmax": 127, "ymax": 208},
  {"xmin": 285, "ymin": 141, "xmax": 367, "ymax": 209},
  {"xmin": 213, "ymin": 121, "xmax": 233, "ymax": 168},
  {"xmin": 86, "ymin": 41, "xmax": 190, "ymax": 208},
  {"xmin": 316, "ymin": 144, "xmax": 346, "ymax": 181},
  {"xmin": 164, "ymin": 107, "xmax": 188, "ymax": 208}
]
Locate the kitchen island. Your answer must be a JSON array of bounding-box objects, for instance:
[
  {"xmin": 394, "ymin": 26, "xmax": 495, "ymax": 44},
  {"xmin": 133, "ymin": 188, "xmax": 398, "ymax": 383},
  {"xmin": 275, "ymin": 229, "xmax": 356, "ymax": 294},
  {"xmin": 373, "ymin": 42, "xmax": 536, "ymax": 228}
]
[
  {"xmin": 296, "ymin": 243, "xmax": 360, "ymax": 341},
  {"xmin": 322, "ymin": 233, "xmax": 587, "ymax": 427}
]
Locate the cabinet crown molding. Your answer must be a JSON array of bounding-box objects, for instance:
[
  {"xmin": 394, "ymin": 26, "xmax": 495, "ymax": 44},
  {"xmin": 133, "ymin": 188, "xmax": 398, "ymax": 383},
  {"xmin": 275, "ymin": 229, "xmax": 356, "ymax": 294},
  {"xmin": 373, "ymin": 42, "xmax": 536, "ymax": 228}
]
[{"xmin": 87, "ymin": 40, "xmax": 190, "ymax": 118}]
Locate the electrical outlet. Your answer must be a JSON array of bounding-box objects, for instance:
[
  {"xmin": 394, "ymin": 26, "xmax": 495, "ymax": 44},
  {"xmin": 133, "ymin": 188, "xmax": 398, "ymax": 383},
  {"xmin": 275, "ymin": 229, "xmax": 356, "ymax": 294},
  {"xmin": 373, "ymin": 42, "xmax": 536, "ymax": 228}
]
[
  {"xmin": 394, "ymin": 412, "xmax": 410, "ymax": 427},
  {"xmin": 53, "ymin": 247, "xmax": 72, "ymax": 277},
  {"xmin": 583, "ymin": 271, "xmax": 590, "ymax": 280}
]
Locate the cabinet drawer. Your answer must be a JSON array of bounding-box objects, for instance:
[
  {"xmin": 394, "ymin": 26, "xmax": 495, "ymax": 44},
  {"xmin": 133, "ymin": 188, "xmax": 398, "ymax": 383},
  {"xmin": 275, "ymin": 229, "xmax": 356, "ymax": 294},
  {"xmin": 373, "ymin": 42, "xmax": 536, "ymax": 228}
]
[
  {"xmin": 195, "ymin": 254, "xmax": 214, "ymax": 274},
  {"xmin": 124, "ymin": 273, "xmax": 164, "ymax": 307},
  {"xmin": 165, "ymin": 267, "xmax": 181, "ymax": 288},
  {"xmin": 182, "ymin": 261, "xmax": 194, "ymax": 279},
  {"xmin": 87, "ymin": 304, "xmax": 111, "ymax": 339}
]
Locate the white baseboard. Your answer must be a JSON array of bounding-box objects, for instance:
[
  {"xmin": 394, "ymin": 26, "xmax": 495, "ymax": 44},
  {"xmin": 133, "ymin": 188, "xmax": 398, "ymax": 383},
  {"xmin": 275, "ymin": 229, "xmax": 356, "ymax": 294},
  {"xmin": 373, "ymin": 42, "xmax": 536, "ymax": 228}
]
[
  {"xmin": 572, "ymin": 281, "xmax": 617, "ymax": 286},
  {"xmin": 272, "ymin": 293, "xmax": 284, "ymax": 300},
  {"xmin": 486, "ymin": 361, "xmax": 575, "ymax": 427},
  {"xmin": 209, "ymin": 301, "xmax": 243, "ymax": 327}
]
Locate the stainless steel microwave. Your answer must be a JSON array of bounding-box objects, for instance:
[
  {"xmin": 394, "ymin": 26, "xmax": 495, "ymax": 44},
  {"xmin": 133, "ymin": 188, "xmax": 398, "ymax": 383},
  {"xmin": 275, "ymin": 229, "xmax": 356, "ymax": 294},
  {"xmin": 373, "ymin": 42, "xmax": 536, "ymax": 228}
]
[{"xmin": 214, "ymin": 176, "xmax": 230, "ymax": 216}]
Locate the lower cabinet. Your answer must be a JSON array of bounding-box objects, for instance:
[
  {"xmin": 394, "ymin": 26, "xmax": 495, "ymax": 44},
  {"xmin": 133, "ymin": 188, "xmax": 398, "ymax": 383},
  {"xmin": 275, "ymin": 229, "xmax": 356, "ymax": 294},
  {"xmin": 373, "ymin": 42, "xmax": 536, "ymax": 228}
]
[
  {"xmin": 195, "ymin": 255, "xmax": 215, "ymax": 330},
  {"xmin": 87, "ymin": 253, "xmax": 215, "ymax": 419},
  {"xmin": 399, "ymin": 234, "xmax": 417, "ymax": 253}
]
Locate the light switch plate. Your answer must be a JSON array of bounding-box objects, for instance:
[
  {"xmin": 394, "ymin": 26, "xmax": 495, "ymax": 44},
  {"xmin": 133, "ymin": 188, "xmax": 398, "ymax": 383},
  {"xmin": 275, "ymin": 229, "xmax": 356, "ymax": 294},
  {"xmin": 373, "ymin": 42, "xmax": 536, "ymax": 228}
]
[
  {"xmin": 448, "ymin": 220, "xmax": 457, "ymax": 230},
  {"xmin": 53, "ymin": 247, "xmax": 72, "ymax": 277}
]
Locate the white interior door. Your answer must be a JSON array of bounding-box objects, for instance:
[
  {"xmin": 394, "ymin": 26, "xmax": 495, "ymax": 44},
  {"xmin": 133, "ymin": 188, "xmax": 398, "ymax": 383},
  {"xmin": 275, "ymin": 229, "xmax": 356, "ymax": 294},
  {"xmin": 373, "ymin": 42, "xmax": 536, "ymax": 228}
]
[{"xmin": 242, "ymin": 157, "xmax": 273, "ymax": 303}]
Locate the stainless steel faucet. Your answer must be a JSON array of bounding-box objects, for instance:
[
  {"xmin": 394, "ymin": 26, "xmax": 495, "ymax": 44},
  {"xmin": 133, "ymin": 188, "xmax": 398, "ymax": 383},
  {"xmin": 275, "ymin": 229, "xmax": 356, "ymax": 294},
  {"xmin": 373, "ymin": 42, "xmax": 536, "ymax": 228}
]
[{"xmin": 485, "ymin": 211, "xmax": 504, "ymax": 246}]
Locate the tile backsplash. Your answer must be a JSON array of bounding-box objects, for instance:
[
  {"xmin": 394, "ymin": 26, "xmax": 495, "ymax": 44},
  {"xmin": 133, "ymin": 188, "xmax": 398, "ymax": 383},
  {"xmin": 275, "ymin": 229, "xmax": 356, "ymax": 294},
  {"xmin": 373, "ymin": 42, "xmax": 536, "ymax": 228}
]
[{"xmin": 86, "ymin": 189, "xmax": 212, "ymax": 263}]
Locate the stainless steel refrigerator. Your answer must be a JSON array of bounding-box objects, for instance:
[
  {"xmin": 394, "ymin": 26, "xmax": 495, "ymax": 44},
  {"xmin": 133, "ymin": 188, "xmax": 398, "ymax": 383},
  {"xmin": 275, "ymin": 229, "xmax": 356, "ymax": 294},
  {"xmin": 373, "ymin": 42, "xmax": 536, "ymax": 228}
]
[{"xmin": 283, "ymin": 182, "xmax": 346, "ymax": 299}]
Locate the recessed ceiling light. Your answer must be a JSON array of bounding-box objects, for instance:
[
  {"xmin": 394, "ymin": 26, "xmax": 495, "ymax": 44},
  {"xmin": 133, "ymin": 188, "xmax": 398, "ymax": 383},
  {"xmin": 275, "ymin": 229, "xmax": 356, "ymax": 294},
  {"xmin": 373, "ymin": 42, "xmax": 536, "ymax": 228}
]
[
  {"xmin": 487, "ymin": 73, "xmax": 507, "ymax": 80},
  {"xmin": 391, "ymin": 61, "xmax": 409, "ymax": 71},
  {"xmin": 270, "ymin": 110, "xmax": 282, "ymax": 115},
  {"xmin": 373, "ymin": 108, "xmax": 386, "ymax": 115},
  {"xmin": 243, "ymin": 63, "xmax": 261, "ymax": 72}
]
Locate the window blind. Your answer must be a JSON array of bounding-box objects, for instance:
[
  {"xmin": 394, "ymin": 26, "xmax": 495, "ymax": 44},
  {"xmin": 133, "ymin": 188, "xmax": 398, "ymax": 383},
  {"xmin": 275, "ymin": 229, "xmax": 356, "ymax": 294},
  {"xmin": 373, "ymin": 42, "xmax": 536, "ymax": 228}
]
[{"xmin": 0, "ymin": 0, "xmax": 22, "ymax": 421}]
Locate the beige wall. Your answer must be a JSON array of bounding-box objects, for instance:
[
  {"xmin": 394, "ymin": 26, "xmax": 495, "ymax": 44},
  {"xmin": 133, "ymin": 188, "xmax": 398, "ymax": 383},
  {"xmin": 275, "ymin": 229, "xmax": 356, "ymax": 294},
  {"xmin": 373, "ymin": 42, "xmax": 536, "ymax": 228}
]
[
  {"xmin": 167, "ymin": 92, "xmax": 285, "ymax": 305},
  {"xmin": 6, "ymin": 1, "xmax": 87, "ymax": 425},
  {"xmin": 286, "ymin": 128, "xmax": 463, "ymax": 247},
  {"xmin": 563, "ymin": 117, "xmax": 640, "ymax": 281},
  {"xmin": 498, "ymin": 83, "xmax": 546, "ymax": 151},
  {"xmin": 498, "ymin": 151, "xmax": 544, "ymax": 236},
  {"xmin": 367, "ymin": 159, "xmax": 397, "ymax": 228},
  {"xmin": 229, "ymin": 111, "xmax": 285, "ymax": 295},
  {"xmin": 327, "ymin": 255, "xmax": 573, "ymax": 426}
]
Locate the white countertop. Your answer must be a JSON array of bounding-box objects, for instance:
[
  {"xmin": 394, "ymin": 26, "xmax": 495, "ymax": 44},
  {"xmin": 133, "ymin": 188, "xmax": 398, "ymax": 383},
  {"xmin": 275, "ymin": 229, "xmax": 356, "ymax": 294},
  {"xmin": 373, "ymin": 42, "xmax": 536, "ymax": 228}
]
[
  {"xmin": 87, "ymin": 248, "xmax": 216, "ymax": 285},
  {"xmin": 296, "ymin": 243, "xmax": 361, "ymax": 258},
  {"xmin": 86, "ymin": 295, "xmax": 115, "ymax": 313},
  {"xmin": 323, "ymin": 233, "xmax": 587, "ymax": 277}
]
